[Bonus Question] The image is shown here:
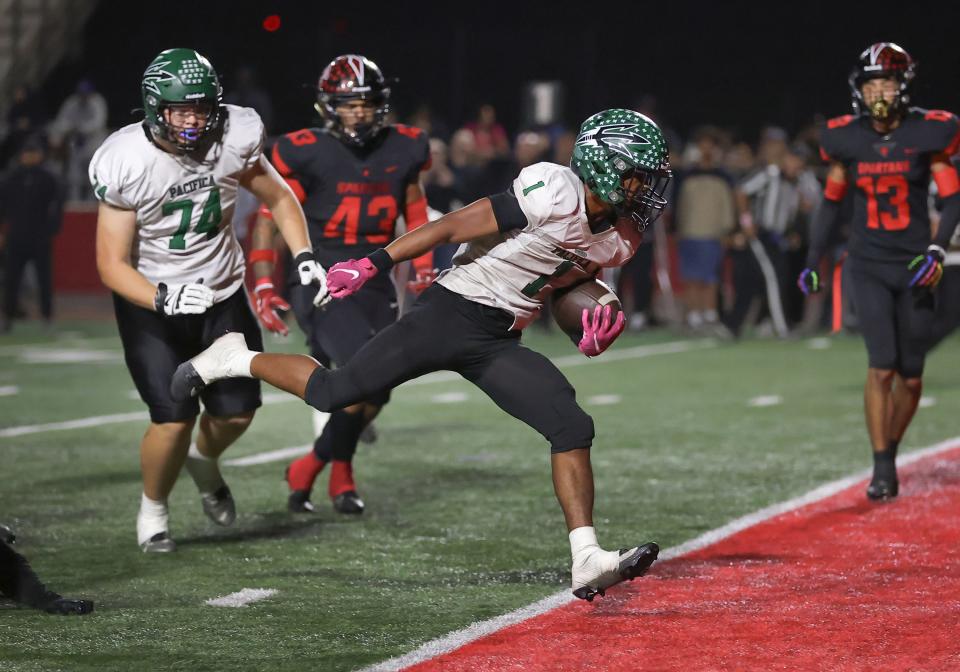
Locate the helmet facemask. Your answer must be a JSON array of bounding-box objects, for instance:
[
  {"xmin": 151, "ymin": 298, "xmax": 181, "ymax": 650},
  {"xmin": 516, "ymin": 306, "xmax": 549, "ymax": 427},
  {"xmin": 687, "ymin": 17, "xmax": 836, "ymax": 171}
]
[
  {"xmin": 315, "ymin": 91, "xmax": 390, "ymax": 147},
  {"xmin": 613, "ymin": 165, "xmax": 672, "ymax": 232},
  {"xmin": 153, "ymin": 100, "xmax": 220, "ymax": 152}
]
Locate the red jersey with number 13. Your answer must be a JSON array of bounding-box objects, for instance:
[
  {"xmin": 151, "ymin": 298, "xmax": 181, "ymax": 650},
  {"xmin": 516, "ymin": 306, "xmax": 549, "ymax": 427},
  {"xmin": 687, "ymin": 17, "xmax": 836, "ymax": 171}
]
[
  {"xmin": 269, "ymin": 124, "xmax": 430, "ymax": 267},
  {"xmin": 820, "ymin": 108, "xmax": 960, "ymax": 263}
]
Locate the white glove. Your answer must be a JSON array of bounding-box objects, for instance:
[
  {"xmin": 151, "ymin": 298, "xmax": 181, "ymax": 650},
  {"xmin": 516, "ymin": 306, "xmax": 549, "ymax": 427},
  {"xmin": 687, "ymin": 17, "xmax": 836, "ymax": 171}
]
[
  {"xmin": 293, "ymin": 250, "xmax": 331, "ymax": 308},
  {"xmin": 155, "ymin": 282, "xmax": 215, "ymax": 316}
]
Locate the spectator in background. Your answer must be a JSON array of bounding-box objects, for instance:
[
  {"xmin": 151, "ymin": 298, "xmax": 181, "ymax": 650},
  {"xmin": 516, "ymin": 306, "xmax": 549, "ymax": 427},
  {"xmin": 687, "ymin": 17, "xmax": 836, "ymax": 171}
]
[
  {"xmin": 672, "ymin": 126, "xmax": 736, "ymax": 334},
  {"xmin": 731, "ymin": 142, "xmax": 821, "ymax": 334},
  {"xmin": 224, "ymin": 66, "xmax": 274, "ymax": 133},
  {"xmin": 422, "ymin": 138, "xmax": 462, "ymax": 271},
  {"xmin": 0, "ymin": 136, "xmax": 64, "ymax": 332},
  {"xmin": 48, "ymin": 79, "xmax": 108, "ymax": 201},
  {"xmin": 723, "ymin": 141, "xmax": 756, "ymax": 181},
  {"xmin": 462, "ymin": 103, "xmax": 510, "ymax": 163},
  {"xmin": 2, "ymin": 85, "xmax": 48, "ymax": 167},
  {"xmin": 552, "ymin": 129, "xmax": 576, "ymax": 167},
  {"xmin": 448, "ymin": 127, "xmax": 484, "ymax": 202},
  {"xmin": 513, "ymin": 130, "xmax": 550, "ymax": 170},
  {"xmin": 409, "ymin": 103, "xmax": 450, "ymax": 143}
]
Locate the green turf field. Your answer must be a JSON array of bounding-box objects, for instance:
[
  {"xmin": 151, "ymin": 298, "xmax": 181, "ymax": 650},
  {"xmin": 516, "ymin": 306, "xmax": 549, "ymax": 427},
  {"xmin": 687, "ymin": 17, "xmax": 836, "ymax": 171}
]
[{"xmin": 2, "ymin": 320, "xmax": 960, "ymax": 671}]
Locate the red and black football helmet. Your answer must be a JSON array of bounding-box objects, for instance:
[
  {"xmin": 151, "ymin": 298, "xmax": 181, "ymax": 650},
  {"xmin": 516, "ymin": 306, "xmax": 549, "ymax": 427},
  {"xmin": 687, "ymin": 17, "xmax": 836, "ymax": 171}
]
[
  {"xmin": 315, "ymin": 54, "xmax": 392, "ymax": 147},
  {"xmin": 848, "ymin": 42, "xmax": 916, "ymax": 121}
]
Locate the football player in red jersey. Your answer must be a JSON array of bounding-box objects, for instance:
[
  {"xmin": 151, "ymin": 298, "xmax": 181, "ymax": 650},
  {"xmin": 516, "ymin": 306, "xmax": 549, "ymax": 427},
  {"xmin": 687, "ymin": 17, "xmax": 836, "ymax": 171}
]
[
  {"xmin": 798, "ymin": 43, "xmax": 960, "ymax": 500},
  {"xmin": 250, "ymin": 55, "xmax": 433, "ymax": 515}
]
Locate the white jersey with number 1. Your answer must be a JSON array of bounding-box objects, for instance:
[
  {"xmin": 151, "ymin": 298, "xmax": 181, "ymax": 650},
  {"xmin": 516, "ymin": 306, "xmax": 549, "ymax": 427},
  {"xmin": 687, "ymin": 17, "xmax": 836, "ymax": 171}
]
[
  {"xmin": 437, "ymin": 162, "xmax": 638, "ymax": 330},
  {"xmin": 88, "ymin": 104, "xmax": 264, "ymax": 302}
]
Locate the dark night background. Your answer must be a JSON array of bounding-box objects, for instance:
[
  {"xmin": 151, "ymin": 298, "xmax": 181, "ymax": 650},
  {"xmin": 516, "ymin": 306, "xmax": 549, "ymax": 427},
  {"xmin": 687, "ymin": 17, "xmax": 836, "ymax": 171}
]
[{"xmin": 38, "ymin": 0, "xmax": 960, "ymax": 142}]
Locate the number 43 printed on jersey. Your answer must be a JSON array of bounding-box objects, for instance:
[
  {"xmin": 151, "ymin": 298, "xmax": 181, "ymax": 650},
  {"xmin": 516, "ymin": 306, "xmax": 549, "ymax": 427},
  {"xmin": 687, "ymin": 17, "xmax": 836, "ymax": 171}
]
[{"xmin": 163, "ymin": 187, "xmax": 223, "ymax": 249}]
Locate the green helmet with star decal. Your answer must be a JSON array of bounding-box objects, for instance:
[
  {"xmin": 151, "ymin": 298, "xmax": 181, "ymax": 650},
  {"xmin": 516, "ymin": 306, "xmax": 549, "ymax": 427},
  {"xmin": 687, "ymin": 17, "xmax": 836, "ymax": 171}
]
[
  {"xmin": 141, "ymin": 48, "xmax": 223, "ymax": 151},
  {"xmin": 571, "ymin": 109, "xmax": 671, "ymax": 231}
]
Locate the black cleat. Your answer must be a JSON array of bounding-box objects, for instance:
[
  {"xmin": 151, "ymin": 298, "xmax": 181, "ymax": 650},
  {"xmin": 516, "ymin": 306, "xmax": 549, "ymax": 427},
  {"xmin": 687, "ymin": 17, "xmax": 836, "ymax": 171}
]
[
  {"xmin": 332, "ymin": 490, "xmax": 365, "ymax": 515},
  {"xmin": 572, "ymin": 542, "xmax": 659, "ymax": 602},
  {"xmin": 170, "ymin": 361, "xmax": 206, "ymax": 402},
  {"xmin": 42, "ymin": 597, "xmax": 95, "ymax": 616},
  {"xmin": 866, "ymin": 475, "xmax": 899, "ymax": 501},
  {"xmin": 288, "ymin": 489, "xmax": 315, "ymax": 513}
]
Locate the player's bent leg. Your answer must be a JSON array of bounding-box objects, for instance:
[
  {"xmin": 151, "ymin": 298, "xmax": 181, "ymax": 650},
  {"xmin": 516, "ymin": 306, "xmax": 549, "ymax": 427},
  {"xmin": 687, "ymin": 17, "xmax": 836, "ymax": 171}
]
[
  {"xmin": 187, "ymin": 411, "xmax": 253, "ymax": 526},
  {"xmin": 138, "ymin": 419, "xmax": 194, "ymax": 551},
  {"xmin": 467, "ymin": 344, "xmax": 658, "ymax": 600}
]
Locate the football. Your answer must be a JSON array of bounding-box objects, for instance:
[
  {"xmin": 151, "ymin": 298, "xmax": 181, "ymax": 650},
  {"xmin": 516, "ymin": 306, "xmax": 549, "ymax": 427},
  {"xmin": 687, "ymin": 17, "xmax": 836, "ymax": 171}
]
[{"xmin": 550, "ymin": 279, "xmax": 622, "ymax": 343}]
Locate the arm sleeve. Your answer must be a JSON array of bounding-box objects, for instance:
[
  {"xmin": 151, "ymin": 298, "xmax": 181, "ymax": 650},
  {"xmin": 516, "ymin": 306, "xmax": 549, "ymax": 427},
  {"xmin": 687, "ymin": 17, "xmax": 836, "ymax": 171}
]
[
  {"xmin": 489, "ymin": 190, "xmax": 528, "ymax": 233},
  {"xmin": 805, "ymin": 198, "xmax": 842, "ymax": 268}
]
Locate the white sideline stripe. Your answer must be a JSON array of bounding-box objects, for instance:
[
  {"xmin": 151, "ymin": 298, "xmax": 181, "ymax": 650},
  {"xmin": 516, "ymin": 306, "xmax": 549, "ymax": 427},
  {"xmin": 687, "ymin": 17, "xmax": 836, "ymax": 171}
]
[
  {"xmin": 223, "ymin": 444, "xmax": 310, "ymax": 467},
  {"xmin": 0, "ymin": 385, "xmax": 20, "ymax": 396},
  {"xmin": 359, "ymin": 435, "xmax": 960, "ymax": 672},
  {"xmin": 205, "ymin": 588, "xmax": 277, "ymax": 608},
  {"xmin": 0, "ymin": 339, "xmax": 713, "ymax": 440}
]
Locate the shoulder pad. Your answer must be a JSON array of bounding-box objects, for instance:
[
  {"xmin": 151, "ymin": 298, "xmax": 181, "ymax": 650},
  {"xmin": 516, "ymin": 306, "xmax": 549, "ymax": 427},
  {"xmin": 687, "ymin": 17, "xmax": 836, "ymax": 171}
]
[{"xmin": 513, "ymin": 163, "xmax": 581, "ymax": 228}]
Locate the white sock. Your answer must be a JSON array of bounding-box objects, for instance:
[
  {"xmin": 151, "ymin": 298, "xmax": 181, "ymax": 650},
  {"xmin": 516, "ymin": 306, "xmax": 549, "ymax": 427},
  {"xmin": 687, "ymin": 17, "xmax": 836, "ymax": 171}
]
[
  {"xmin": 185, "ymin": 442, "xmax": 223, "ymax": 495},
  {"xmin": 227, "ymin": 349, "xmax": 256, "ymax": 378},
  {"xmin": 569, "ymin": 526, "xmax": 599, "ymax": 559},
  {"xmin": 704, "ymin": 309, "xmax": 718, "ymax": 323},
  {"xmin": 687, "ymin": 310, "xmax": 704, "ymax": 328},
  {"xmin": 137, "ymin": 493, "xmax": 169, "ymax": 545},
  {"xmin": 569, "ymin": 526, "xmax": 618, "ymax": 573}
]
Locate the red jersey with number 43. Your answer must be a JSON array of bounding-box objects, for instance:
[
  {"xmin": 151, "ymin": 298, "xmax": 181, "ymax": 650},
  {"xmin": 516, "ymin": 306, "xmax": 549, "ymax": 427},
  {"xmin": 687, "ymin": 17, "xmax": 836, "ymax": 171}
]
[
  {"xmin": 820, "ymin": 108, "xmax": 960, "ymax": 263},
  {"xmin": 270, "ymin": 124, "xmax": 430, "ymax": 267}
]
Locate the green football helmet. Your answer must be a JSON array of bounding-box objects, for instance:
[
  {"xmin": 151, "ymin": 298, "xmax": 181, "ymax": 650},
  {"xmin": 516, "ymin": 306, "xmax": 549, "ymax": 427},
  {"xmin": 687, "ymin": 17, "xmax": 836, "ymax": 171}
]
[
  {"xmin": 141, "ymin": 48, "xmax": 222, "ymax": 151},
  {"xmin": 571, "ymin": 109, "xmax": 671, "ymax": 231}
]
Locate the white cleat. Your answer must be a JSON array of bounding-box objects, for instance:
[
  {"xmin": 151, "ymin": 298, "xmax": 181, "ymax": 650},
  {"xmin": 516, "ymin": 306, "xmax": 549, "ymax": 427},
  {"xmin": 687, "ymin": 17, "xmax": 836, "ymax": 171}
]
[
  {"xmin": 170, "ymin": 332, "xmax": 250, "ymax": 402},
  {"xmin": 201, "ymin": 485, "xmax": 236, "ymax": 526},
  {"xmin": 571, "ymin": 542, "xmax": 659, "ymax": 601}
]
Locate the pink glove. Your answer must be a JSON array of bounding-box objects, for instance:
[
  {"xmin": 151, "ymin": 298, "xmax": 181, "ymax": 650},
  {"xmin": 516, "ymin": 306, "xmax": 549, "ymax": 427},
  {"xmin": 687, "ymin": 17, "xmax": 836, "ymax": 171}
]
[
  {"xmin": 326, "ymin": 258, "xmax": 378, "ymax": 298},
  {"xmin": 578, "ymin": 305, "xmax": 626, "ymax": 357}
]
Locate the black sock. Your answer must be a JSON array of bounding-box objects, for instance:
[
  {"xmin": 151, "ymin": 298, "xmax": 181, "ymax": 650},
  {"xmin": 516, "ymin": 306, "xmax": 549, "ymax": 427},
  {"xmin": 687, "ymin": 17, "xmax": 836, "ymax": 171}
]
[
  {"xmin": 313, "ymin": 409, "xmax": 366, "ymax": 462},
  {"xmin": 872, "ymin": 447, "xmax": 897, "ymax": 481},
  {"xmin": 887, "ymin": 440, "xmax": 900, "ymax": 459}
]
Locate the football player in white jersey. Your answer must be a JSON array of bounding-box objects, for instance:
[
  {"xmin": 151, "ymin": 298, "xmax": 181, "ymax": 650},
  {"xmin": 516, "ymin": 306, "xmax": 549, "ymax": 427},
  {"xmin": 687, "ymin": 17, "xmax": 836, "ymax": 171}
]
[
  {"xmin": 171, "ymin": 109, "xmax": 670, "ymax": 600},
  {"xmin": 91, "ymin": 48, "xmax": 327, "ymax": 552}
]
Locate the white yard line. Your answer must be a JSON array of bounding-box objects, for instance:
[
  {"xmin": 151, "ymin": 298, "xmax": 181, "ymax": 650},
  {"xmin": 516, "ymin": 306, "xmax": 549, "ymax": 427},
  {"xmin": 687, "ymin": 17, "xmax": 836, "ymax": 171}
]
[
  {"xmin": 205, "ymin": 588, "xmax": 277, "ymax": 608},
  {"xmin": 747, "ymin": 395, "xmax": 783, "ymax": 407},
  {"xmin": 0, "ymin": 339, "xmax": 714, "ymax": 440},
  {"xmin": 359, "ymin": 435, "xmax": 960, "ymax": 672},
  {"xmin": 223, "ymin": 444, "xmax": 310, "ymax": 467}
]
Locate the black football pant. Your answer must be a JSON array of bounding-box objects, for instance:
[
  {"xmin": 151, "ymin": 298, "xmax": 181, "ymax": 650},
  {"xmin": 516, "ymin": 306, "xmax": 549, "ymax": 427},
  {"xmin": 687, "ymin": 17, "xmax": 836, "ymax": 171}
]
[
  {"xmin": 304, "ymin": 283, "xmax": 595, "ymax": 453},
  {"xmin": 846, "ymin": 256, "xmax": 934, "ymax": 378}
]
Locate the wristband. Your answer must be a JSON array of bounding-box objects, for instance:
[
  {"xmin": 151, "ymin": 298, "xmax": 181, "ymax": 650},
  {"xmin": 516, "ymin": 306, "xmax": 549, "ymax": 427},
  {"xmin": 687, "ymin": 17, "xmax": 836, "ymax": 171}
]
[
  {"xmin": 248, "ymin": 249, "xmax": 277, "ymax": 265},
  {"xmin": 367, "ymin": 248, "xmax": 395, "ymax": 273},
  {"xmin": 154, "ymin": 283, "xmax": 168, "ymax": 313}
]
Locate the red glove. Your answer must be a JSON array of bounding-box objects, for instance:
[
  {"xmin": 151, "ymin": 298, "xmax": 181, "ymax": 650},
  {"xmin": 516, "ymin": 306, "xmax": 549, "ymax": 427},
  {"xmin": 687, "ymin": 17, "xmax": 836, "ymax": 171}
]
[
  {"xmin": 407, "ymin": 268, "xmax": 437, "ymax": 295},
  {"xmin": 327, "ymin": 258, "xmax": 378, "ymax": 299},
  {"xmin": 253, "ymin": 278, "xmax": 290, "ymax": 335},
  {"xmin": 578, "ymin": 305, "xmax": 626, "ymax": 357}
]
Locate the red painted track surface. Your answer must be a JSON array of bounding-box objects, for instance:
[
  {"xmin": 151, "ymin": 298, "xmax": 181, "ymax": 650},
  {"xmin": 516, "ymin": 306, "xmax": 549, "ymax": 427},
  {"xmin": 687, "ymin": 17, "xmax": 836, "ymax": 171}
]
[{"xmin": 408, "ymin": 447, "xmax": 960, "ymax": 671}]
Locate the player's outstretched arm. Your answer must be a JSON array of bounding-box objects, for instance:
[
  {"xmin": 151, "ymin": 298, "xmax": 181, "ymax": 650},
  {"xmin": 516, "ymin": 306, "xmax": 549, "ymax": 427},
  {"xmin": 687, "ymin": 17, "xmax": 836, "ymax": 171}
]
[
  {"xmin": 327, "ymin": 198, "xmax": 501, "ymax": 298},
  {"xmin": 798, "ymin": 162, "xmax": 847, "ymax": 295}
]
